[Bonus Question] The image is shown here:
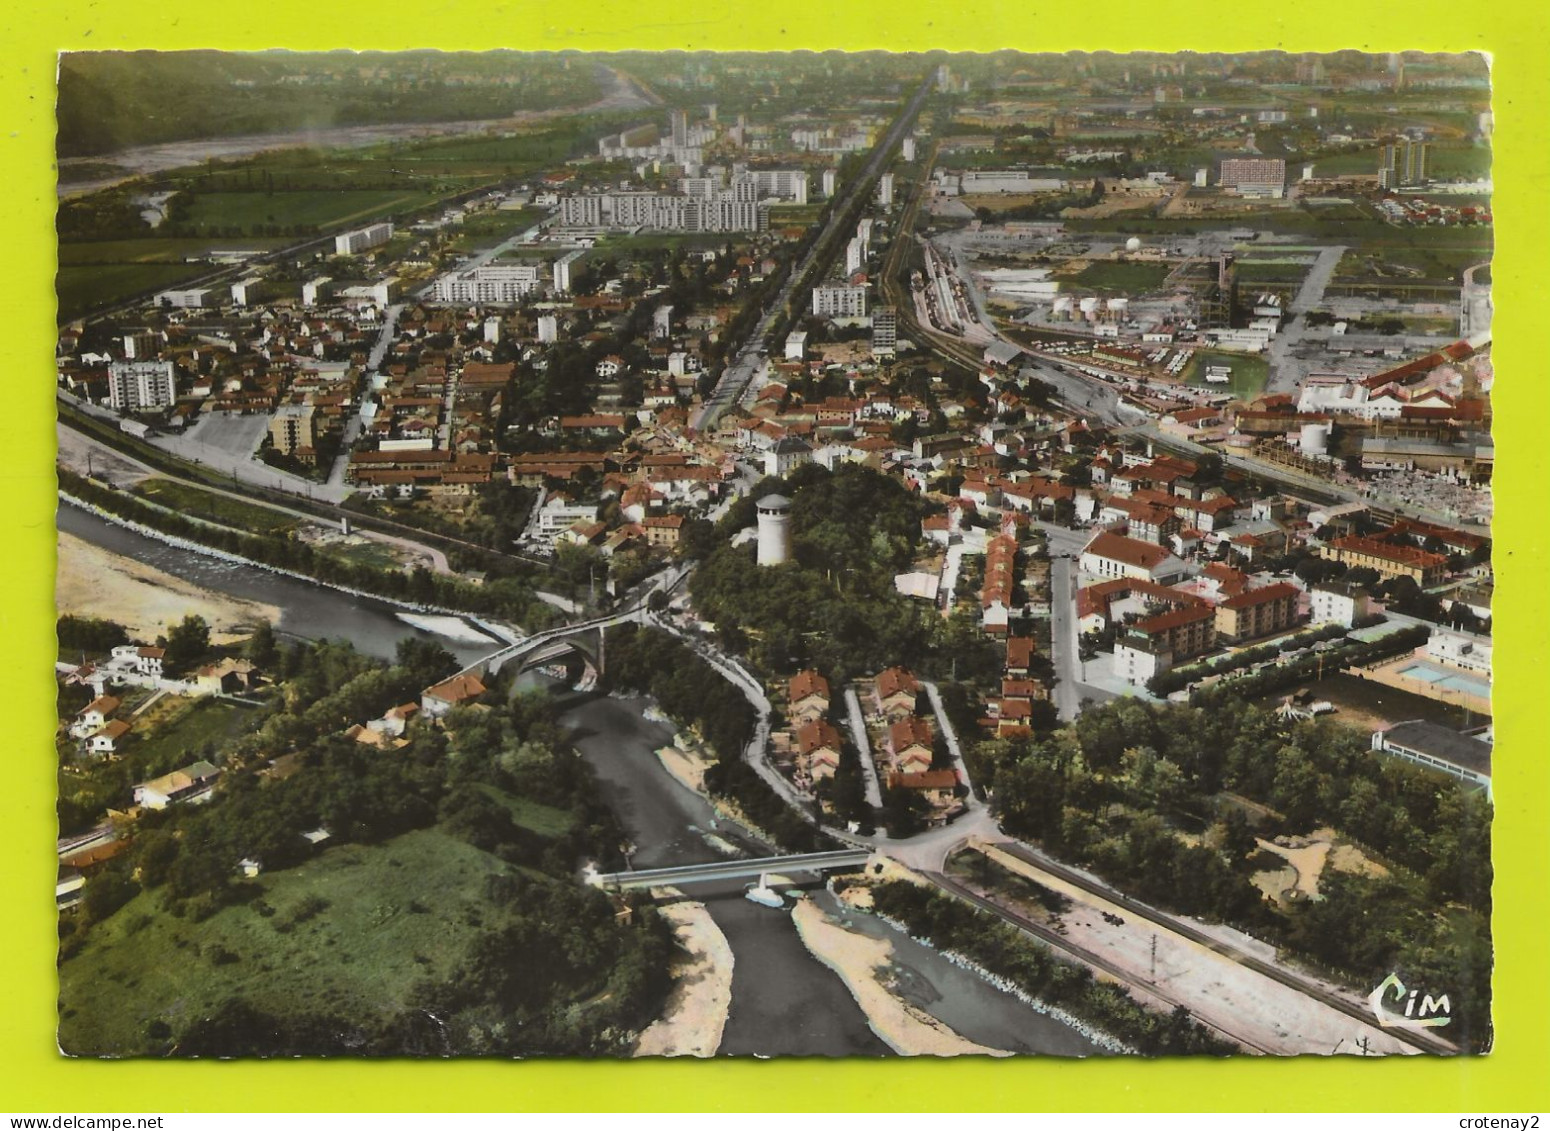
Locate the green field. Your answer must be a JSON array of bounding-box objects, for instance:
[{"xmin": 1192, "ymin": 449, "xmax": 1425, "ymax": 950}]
[
  {"xmin": 137, "ymin": 479, "xmax": 300, "ymax": 534},
  {"xmin": 58, "ymin": 238, "xmax": 292, "ymax": 266},
  {"xmin": 1334, "ymin": 245, "xmax": 1490, "ymax": 285},
  {"xmin": 127, "ymin": 699, "xmax": 262, "ymax": 780},
  {"xmin": 594, "ymin": 231, "xmax": 739, "ymax": 253},
  {"xmin": 182, "ymin": 189, "xmax": 441, "ymax": 235},
  {"xmin": 56, "ymin": 264, "xmax": 213, "ymax": 322},
  {"xmin": 58, "ymin": 828, "xmax": 524, "ymax": 1055},
  {"xmin": 768, "ymin": 203, "xmax": 824, "ymax": 226},
  {"xmin": 1067, "ymin": 209, "xmax": 1493, "ymax": 251},
  {"xmin": 326, "ymin": 540, "xmax": 412, "ymax": 572},
  {"xmin": 1070, "ymin": 260, "xmax": 1173, "ymax": 293},
  {"xmin": 1184, "ymin": 349, "xmax": 1269, "ymax": 400},
  {"xmin": 1310, "ymin": 144, "xmax": 1492, "ymax": 181},
  {"xmin": 1233, "ymin": 261, "xmax": 1311, "ymax": 285},
  {"xmin": 479, "ymin": 783, "xmax": 574, "ymax": 839}
]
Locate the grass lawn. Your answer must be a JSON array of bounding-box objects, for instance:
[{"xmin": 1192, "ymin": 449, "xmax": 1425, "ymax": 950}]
[
  {"xmin": 767, "ymin": 203, "xmax": 824, "ymax": 226},
  {"xmin": 1234, "ymin": 261, "xmax": 1311, "ymax": 285},
  {"xmin": 1070, "ymin": 260, "xmax": 1173, "ymax": 293},
  {"xmin": 57, "ymin": 238, "xmax": 293, "ymax": 267},
  {"xmin": 56, "ymin": 263, "xmax": 211, "ymax": 322},
  {"xmin": 181, "ymin": 189, "xmax": 442, "ymax": 235},
  {"xmin": 594, "ymin": 231, "xmax": 737, "ymax": 253},
  {"xmin": 478, "ymin": 783, "xmax": 574, "ymax": 839},
  {"xmin": 325, "ymin": 539, "xmax": 412, "ymax": 572},
  {"xmin": 1334, "ymin": 246, "xmax": 1490, "ymax": 285},
  {"xmin": 1184, "ymin": 349, "xmax": 1269, "ymax": 400},
  {"xmin": 136, "ymin": 479, "xmax": 299, "ymax": 534},
  {"xmin": 58, "ymin": 828, "xmax": 525, "ymax": 1055}
]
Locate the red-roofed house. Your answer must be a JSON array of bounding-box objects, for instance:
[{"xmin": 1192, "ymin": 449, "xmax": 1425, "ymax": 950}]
[
  {"xmin": 875, "ymin": 667, "xmax": 920, "ymax": 719},
  {"xmin": 889, "ymin": 716, "xmax": 935, "ymax": 774},
  {"xmin": 788, "ymin": 669, "xmax": 831, "ymax": 724},
  {"xmin": 796, "ymin": 719, "xmax": 844, "ymax": 781},
  {"xmin": 1079, "ymin": 530, "xmax": 1188, "ymax": 584}
]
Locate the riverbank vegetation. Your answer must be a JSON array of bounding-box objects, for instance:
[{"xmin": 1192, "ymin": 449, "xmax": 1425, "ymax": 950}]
[
  {"xmin": 59, "ymin": 636, "xmax": 674, "ymax": 1056},
  {"xmin": 603, "ymin": 623, "xmax": 824, "ymax": 852},
  {"xmin": 977, "ymin": 697, "xmax": 1492, "ymax": 1051}
]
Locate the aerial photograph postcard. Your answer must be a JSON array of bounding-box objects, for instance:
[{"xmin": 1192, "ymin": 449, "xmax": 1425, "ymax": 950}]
[{"xmin": 52, "ymin": 48, "xmax": 1493, "ymax": 1058}]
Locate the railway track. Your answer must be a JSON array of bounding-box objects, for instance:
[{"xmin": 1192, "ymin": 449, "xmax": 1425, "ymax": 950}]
[
  {"xmin": 921, "ymin": 869, "xmax": 1279, "ymax": 1055},
  {"xmin": 991, "ymin": 842, "xmax": 1458, "ymax": 1057}
]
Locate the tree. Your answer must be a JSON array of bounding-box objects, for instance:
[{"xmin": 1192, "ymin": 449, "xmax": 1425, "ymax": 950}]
[
  {"xmin": 881, "ymin": 786, "xmax": 928, "ymax": 838},
  {"xmin": 245, "ymin": 621, "xmax": 280, "ymax": 669},
  {"xmin": 162, "ymin": 615, "xmax": 211, "ymax": 673}
]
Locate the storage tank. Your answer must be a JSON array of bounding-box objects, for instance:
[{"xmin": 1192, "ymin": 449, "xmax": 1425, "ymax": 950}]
[
  {"xmin": 1052, "ymin": 295, "xmax": 1074, "ymax": 320},
  {"xmin": 1079, "ymin": 296, "xmax": 1101, "ymax": 320},
  {"xmin": 1125, "ymin": 236, "xmax": 1143, "ymax": 253},
  {"xmin": 1299, "ymin": 422, "xmax": 1330, "ymax": 457},
  {"xmin": 1107, "ymin": 297, "xmax": 1130, "ymax": 316},
  {"xmin": 756, "ymin": 494, "xmax": 792, "ymax": 566}
]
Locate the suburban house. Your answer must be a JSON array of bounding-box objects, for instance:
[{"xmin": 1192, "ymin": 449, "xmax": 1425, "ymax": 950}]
[
  {"xmin": 1005, "ymin": 636, "xmax": 1036, "ymax": 677},
  {"xmin": 874, "ymin": 667, "xmax": 920, "ymax": 720},
  {"xmin": 796, "ymin": 719, "xmax": 845, "ymax": 781},
  {"xmin": 421, "ymin": 672, "xmax": 488, "ymax": 718},
  {"xmin": 884, "ymin": 769, "xmax": 958, "ymax": 807},
  {"xmin": 88, "ymin": 718, "xmax": 132, "ymax": 757},
  {"xmin": 72, "ymin": 695, "xmax": 121, "ymax": 739},
  {"xmin": 134, "ymin": 759, "xmax": 222, "ymax": 809},
  {"xmin": 642, "ymin": 514, "xmax": 685, "ymax": 548},
  {"xmin": 194, "ymin": 658, "xmax": 259, "ymax": 695},
  {"xmin": 889, "ymin": 715, "xmax": 935, "ymax": 774},
  {"xmin": 787, "ymin": 669, "xmax": 831, "ymax": 725}
]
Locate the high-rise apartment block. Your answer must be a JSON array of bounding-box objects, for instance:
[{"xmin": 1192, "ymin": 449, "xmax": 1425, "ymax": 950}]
[
  {"xmin": 812, "ymin": 285, "xmax": 868, "ymax": 318},
  {"xmin": 107, "ymin": 360, "xmax": 177, "ymax": 412}
]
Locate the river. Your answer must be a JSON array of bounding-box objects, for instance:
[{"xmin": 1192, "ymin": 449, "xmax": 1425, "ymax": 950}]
[
  {"xmin": 57, "ymin": 503, "xmax": 500, "ymax": 668},
  {"xmin": 60, "ymin": 506, "xmax": 1104, "ymax": 1057}
]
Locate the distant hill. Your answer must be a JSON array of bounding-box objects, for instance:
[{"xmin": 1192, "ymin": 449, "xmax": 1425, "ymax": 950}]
[{"xmin": 57, "ymin": 50, "xmax": 601, "ymax": 158}]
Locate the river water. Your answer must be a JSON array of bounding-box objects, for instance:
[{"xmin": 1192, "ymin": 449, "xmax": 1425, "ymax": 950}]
[
  {"xmin": 61, "ymin": 505, "xmax": 1104, "ymax": 1057},
  {"xmin": 58, "ymin": 503, "xmax": 499, "ymax": 668}
]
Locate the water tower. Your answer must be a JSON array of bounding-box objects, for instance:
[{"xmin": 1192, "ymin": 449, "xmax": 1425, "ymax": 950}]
[{"xmin": 756, "ymin": 494, "xmax": 792, "ymax": 566}]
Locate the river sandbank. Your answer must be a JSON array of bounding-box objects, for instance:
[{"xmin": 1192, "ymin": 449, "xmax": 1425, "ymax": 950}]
[
  {"xmin": 632, "ymin": 896, "xmax": 734, "ymax": 1057},
  {"xmin": 56, "ymin": 530, "xmax": 278, "ymax": 645},
  {"xmin": 790, "ymin": 896, "xmax": 1008, "ymax": 1057}
]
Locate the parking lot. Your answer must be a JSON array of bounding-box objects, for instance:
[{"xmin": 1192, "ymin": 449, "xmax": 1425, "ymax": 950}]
[{"xmin": 182, "ymin": 411, "xmax": 270, "ymax": 459}]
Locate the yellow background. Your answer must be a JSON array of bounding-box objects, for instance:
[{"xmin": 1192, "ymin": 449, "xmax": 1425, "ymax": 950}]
[{"xmin": 3, "ymin": 0, "xmax": 1545, "ymax": 1112}]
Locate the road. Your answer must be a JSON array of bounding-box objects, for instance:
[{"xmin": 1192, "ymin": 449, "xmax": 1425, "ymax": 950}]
[
  {"xmin": 690, "ymin": 68, "xmax": 935, "ymax": 432},
  {"xmin": 57, "ymin": 419, "xmax": 454, "ymax": 574},
  {"xmin": 326, "ymin": 302, "xmax": 404, "ymax": 490},
  {"xmin": 1264, "ymin": 244, "xmax": 1346, "ymax": 395},
  {"xmin": 1048, "ymin": 555, "xmax": 1084, "ymax": 722}
]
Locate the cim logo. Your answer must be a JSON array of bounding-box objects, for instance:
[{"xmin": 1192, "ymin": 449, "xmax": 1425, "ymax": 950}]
[{"xmin": 1368, "ymin": 972, "xmax": 1452, "ymax": 1029}]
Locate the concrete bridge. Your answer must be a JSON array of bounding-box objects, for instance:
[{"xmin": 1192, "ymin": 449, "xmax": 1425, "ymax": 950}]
[
  {"xmin": 590, "ymin": 849, "xmax": 874, "ymax": 891},
  {"xmin": 451, "ymin": 607, "xmax": 652, "ymax": 686}
]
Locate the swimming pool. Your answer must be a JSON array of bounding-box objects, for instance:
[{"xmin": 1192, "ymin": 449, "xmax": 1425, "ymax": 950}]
[{"xmin": 1395, "ymin": 661, "xmax": 1491, "ymax": 699}]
